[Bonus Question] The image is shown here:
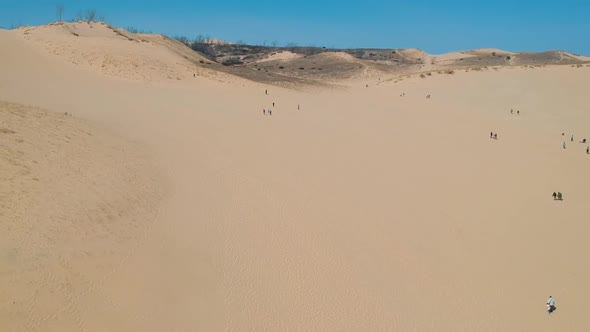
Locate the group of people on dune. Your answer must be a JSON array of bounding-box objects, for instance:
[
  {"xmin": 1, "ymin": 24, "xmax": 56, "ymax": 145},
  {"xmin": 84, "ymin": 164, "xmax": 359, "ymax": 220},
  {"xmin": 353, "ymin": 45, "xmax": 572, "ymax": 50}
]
[{"xmin": 562, "ymin": 133, "xmax": 589, "ymax": 153}]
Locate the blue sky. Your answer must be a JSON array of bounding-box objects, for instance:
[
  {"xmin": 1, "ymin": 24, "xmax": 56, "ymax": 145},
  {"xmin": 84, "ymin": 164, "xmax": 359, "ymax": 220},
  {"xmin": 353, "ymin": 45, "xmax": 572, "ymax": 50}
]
[{"xmin": 1, "ymin": 0, "xmax": 589, "ymax": 55}]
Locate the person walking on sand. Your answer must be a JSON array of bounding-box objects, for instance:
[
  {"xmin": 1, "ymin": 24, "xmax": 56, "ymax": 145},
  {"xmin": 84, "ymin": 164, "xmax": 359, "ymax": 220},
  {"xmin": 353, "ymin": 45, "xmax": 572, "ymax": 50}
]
[
  {"xmin": 269, "ymin": 109, "xmax": 272, "ymax": 116},
  {"xmin": 557, "ymin": 192, "xmax": 563, "ymax": 201},
  {"xmin": 490, "ymin": 132, "xmax": 493, "ymax": 139},
  {"xmin": 563, "ymin": 142, "xmax": 567, "ymax": 149},
  {"xmin": 547, "ymin": 296, "xmax": 556, "ymax": 315},
  {"xmin": 552, "ymin": 192, "xmax": 557, "ymax": 200},
  {"xmin": 298, "ymin": 104, "xmax": 300, "ymax": 110},
  {"xmin": 571, "ymin": 134, "xmax": 574, "ymax": 142},
  {"xmin": 273, "ymin": 102, "xmax": 275, "ymax": 107},
  {"xmin": 265, "ymin": 89, "xmax": 268, "ymax": 95},
  {"xmin": 517, "ymin": 110, "xmax": 520, "ymax": 115},
  {"xmin": 494, "ymin": 133, "xmax": 498, "ymax": 140},
  {"xmin": 511, "ymin": 108, "xmax": 514, "ymax": 114},
  {"xmin": 587, "ymin": 146, "xmax": 589, "ymax": 154},
  {"xmin": 263, "ymin": 109, "xmax": 266, "ymax": 115}
]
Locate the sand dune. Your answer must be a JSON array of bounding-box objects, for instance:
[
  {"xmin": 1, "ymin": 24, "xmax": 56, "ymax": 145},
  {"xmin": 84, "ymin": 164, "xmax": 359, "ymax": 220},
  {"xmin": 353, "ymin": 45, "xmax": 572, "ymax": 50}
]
[
  {"xmin": 0, "ymin": 100, "xmax": 161, "ymax": 331},
  {"xmin": 1, "ymin": 22, "xmax": 590, "ymax": 332},
  {"xmin": 256, "ymin": 50, "xmax": 302, "ymax": 63},
  {"xmin": 14, "ymin": 22, "xmax": 223, "ymax": 83}
]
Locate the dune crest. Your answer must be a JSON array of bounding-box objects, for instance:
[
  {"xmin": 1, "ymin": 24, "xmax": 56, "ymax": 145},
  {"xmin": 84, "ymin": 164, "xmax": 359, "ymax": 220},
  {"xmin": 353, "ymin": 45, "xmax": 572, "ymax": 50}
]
[{"xmin": 14, "ymin": 22, "xmax": 221, "ymax": 83}]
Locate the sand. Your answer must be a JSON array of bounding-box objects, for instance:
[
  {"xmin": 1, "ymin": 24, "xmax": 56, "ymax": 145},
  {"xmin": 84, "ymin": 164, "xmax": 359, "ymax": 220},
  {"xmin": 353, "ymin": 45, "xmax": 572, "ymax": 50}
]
[
  {"xmin": 0, "ymin": 100, "xmax": 161, "ymax": 331},
  {"xmin": 1, "ymin": 24, "xmax": 590, "ymax": 332},
  {"xmin": 14, "ymin": 22, "xmax": 223, "ymax": 83},
  {"xmin": 256, "ymin": 51, "xmax": 302, "ymax": 63}
]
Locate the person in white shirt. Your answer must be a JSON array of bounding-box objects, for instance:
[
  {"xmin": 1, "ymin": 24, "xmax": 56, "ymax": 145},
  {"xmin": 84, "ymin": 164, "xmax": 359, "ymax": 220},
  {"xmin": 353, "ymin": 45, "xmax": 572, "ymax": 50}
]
[{"xmin": 547, "ymin": 296, "xmax": 556, "ymax": 315}]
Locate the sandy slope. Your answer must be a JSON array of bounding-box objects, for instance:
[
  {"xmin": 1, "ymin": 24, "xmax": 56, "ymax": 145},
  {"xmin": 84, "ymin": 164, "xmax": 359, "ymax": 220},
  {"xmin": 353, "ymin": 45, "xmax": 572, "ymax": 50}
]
[
  {"xmin": 0, "ymin": 100, "xmax": 161, "ymax": 331},
  {"xmin": 1, "ymin": 24, "xmax": 590, "ymax": 332},
  {"xmin": 256, "ymin": 51, "xmax": 302, "ymax": 63},
  {"xmin": 13, "ymin": 22, "xmax": 224, "ymax": 83}
]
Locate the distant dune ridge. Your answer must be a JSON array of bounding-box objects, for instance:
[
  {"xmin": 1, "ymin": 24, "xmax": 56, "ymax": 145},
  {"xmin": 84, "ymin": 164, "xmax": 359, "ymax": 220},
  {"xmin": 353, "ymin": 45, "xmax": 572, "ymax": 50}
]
[
  {"xmin": 1, "ymin": 21, "xmax": 590, "ymax": 332},
  {"xmin": 13, "ymin": 22, "xmax": 226, "ymax": 82},
  {"xmin": 8, "ymin": 21, "xmax": 589, "ymax": 85}
]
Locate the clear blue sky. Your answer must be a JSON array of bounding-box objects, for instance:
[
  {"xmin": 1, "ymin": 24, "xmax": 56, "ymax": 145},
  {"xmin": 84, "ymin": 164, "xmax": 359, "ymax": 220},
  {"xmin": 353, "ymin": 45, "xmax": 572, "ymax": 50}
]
[{"xmin": 1, "ymin": 0, "xmax": 589, "ymax": 55}]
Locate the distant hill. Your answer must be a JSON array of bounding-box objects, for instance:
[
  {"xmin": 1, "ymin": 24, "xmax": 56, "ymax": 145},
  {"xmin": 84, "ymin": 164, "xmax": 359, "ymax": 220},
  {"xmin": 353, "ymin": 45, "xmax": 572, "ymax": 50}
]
[{"xmin": 7, "ymin": 22, "xmax": 590, "ymax": 86}]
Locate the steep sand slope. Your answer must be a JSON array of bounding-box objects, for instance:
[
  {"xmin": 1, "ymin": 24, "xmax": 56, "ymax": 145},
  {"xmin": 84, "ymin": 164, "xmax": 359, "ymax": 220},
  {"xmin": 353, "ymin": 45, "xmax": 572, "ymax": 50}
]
[
  {"xmin": 13, "ymin": 22, "xmax": 224, "ymax": 82},
  {"xmin": 2, "ymin": 25, "xmax": 590, "ymax": 332},
  {"xmin": 0, "ymin": 100, "xmax": 161, "ymax": 331}
]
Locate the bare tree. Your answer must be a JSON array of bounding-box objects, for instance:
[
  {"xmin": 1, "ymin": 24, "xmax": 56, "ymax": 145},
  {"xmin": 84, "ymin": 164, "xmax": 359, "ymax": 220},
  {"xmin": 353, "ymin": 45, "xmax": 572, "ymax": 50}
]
[
  {"xmin": 271, "ymin": 41, "xmax": 278, "ymax": 47},
  {"xmin": 56, "ymin": 3, "xmax": 65, "ymax": 22},
  {"xmin": 84, "ymin": 9, "xmax": 97, "ymax": 22},
  {"xmin": 74, "ymin": 10, "xmax": 84, "ymax": 21},
  {"xmin": 286, "ymin": 42, "xmax": 298, "ymax": 52},
  {"xmin": 174, "ymin": 36, "xmax": 189, "ymax": 45}
]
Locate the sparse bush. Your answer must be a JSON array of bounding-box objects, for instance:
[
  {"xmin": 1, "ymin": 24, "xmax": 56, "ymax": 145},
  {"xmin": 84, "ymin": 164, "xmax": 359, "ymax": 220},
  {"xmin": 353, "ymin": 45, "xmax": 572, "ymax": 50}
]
[
  {"xmin": 286, "ymin": 42, "xmax": 298, "ymax": 52},
  {"xmin": 299, "ymin": 67, "xmax": 305, "ymax": 70},
  {"xmin": 446, "ymin": 70, "xmax": 455, "ymax": 74},
  {"xmin": 420, "ymin": 73, "xmax": 426, "ymax": 78},
  {"xmin": 426, "ymin": 72, "xmax": 432, "ymax": 76},
  {"xmin": 492, "ymin": 52, "xmax": 496, "ymax": 56},
  {"xmin": 221, "ymin": 57, "xmax": 243, "ymax": 66},
  {"xmin": 506, "ymin": 56, "xmax": 511, "ymax": 60},
  {"xmin": 174, "ymin": 35, "xmax": 190, "ymax": 45},
  {"xmin": 84, "ymin": 9, "xmax": 97, "ymax": 22},
  {"xmin": 278, "ymin": 66, "xmax": 284, "ymax": 69}
]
